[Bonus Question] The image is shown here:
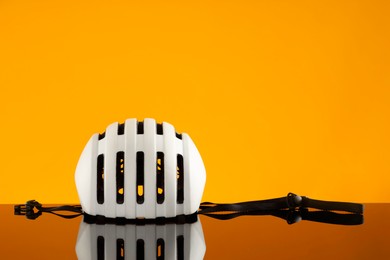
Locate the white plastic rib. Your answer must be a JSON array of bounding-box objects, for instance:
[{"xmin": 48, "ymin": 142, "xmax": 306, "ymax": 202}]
[
  {"xmin": 124, "ymin": 119, "xmax": 137, "ymax": 219},
  {"xmin": 163, "ymin": 122, "xmax": 177, "ymax": 218},
  {"xmin": 143, "ymin": 118, "xmax": 157, "ymax": 218},
  {"xmin": 104, "ymin": 122, "xmax": 118, "ymax": 218}
]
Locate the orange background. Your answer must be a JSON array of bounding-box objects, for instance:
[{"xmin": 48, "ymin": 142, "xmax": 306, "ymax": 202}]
[{"xmin": 0, "ymin": 0, "xmax": 389, "ymax": 204}]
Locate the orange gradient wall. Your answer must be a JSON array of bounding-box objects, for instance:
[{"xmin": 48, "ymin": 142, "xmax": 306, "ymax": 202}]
[{"xmin": 0, "ymin": 0, "xmax": 389, "ymax": 203}]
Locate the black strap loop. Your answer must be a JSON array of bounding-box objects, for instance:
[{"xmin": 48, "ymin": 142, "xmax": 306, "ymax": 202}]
[{"xmin": 14, "ymin": 200, "xmax": 83, "ymax": 220}]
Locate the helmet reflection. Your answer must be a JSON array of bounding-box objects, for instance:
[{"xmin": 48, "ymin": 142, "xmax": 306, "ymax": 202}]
[{"xmin": 76, "ymin": 219, "xmax": 205, "ymax": 260}]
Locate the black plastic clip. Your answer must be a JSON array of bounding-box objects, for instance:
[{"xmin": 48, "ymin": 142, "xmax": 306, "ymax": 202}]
[
  {"xmin": 286, "ymin": 193, "xmax": 303, "ymax": 210},
  {"xmin": 14, "ymin": 200, "xmax": 43, "ymax": 220},
  {"xmin": 286, "ymin": 210, "xmax": 303, "ymax": 225}
]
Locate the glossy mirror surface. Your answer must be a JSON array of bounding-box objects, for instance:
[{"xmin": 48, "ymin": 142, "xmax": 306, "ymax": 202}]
[{"xmin": 1, "ymin": 204, "xmax": 389, "ymax": 259}]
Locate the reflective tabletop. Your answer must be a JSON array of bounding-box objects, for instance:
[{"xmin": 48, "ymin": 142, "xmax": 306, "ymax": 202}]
[{"xmin": 1, "ymin": 204, "xmax": 389, "ymax": 259}]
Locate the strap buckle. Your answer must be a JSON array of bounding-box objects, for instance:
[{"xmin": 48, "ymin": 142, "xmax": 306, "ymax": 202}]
[
  {"xmin": 14, "ymin": 200, "xmax": 43, "ymax": 220},
  {"xmin": 286, "ymin": 193, "xmax": 303, "ymax": 210}
]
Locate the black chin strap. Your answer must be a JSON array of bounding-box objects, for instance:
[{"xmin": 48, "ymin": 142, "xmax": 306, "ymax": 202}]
[
  {"xmin": 198, "ymin": 193, "xmax": 364, "ymax": 225},
  {"xmin": 200, "ymin": 208, "xmax": 363, "ymax": 225},
  {"xmin": 14, "ymin": 193, "xmax": 364, "ymax": 225},
  {"xmin": 199, "ymin": 193, "xmax": 364, "ymax": 215}
]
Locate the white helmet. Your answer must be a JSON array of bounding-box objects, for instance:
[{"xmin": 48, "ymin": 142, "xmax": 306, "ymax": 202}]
[{"xmin": 75, "ymin": 118, "xmax": 206, "ymax": 219}]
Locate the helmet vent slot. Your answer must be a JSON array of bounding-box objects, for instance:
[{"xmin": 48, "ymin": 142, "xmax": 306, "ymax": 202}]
[
  {"xmin": 137, "ymin": 121, "xmax": 144, "ymax": 134},
  {"xmin": 117, "ymin": 123, "xmax": 125, "ymax": 135},
  {"xmin": 97, "ymin": 236, "xmax": 105, "ymax": 260},
  {"xmin": 157, "ymin": 238, "xmax": 165, "ymax": 259},
  {"xmin": 116, "ymin": 151, "xmax": 125, "ymax": 204},
  {"xmin": 177, "ymin": 154, "xmax": 184, "ymax": 204},
  {"xmin": 156, "ymin": 123, "xmax": 163, "ymax": 135},
  {"xmin": 97, "ymin": 154, "xmax": 105, "ymax": 204},
  {"xmin": 117, "ymin": 239, "xmax": 125, "ymax": 260},
  {"xmin": 156, "ymin": 152, "xmax": 165, "ymax": 204},
  {"xmin": 137, "ymin": 239, "xmax": 145, "ymax": 260},
  {"xmin": 175, "ymin": 133, "xmax": 182, "ymax": 139},
  {"xmin": 98, "ymin": 132, "xmax": 105, "ymax": 140},
  {"xmin": 177, "ymin": 235, "xmax": 184, "ymax": 260},
  {"xmin": 136, "ymin": 152, "xmax": 145, "ymax": 204}
]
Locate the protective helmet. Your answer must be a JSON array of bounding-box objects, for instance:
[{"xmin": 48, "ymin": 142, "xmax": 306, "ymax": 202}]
[{"xmin": 75, "ymin": 118, "xmax": 206, "ymax": 219}]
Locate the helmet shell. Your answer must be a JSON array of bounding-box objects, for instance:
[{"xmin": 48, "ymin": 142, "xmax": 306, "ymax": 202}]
[{"xmin": 75, "ymin": 118, "xmax": 206, "ymax": 218}]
